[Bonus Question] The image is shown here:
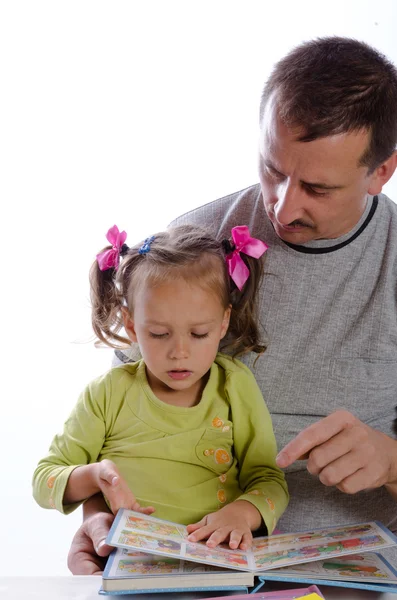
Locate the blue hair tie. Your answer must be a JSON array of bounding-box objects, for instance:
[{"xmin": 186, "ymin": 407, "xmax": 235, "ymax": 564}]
[{"xmin": 138, "ymin": 236, "xmax": 155, "ymax": 255}]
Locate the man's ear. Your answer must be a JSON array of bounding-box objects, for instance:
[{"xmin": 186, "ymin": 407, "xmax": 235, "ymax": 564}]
[
  {"xmin": 220, "ymin": 305, "xmax": 232, "ymax": 339},
  {"xmin": 367, "ymin": 151, "xmax": 397, "ymax": 195},
  {"xmin": 121, "ymin": 307, "xmax": 138, "ymax": 343}
]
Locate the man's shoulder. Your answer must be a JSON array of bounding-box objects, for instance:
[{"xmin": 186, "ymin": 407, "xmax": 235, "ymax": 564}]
[
  {"xmin": 170, "ymin": 183, "xmax": 268, "ymax": 238},
  {"xmin": 375, "ymin": 193, "xmax": 397, "ymax": 240},
  {"xmin": 379, "ymin": 192, "xmax": 397, "ymax": 216}
]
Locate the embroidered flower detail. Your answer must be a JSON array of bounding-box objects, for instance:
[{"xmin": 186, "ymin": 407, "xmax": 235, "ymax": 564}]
[
  {"xmin": 212, "ymin": 417, "xmax": 224, "ymax": 428},
  {"xmin": 219, "ymin": 473, "xmax": 227, "ymax": 483},
  {"xmin": 214, "ymin": 448, "xmax": 231, "ymax": 465},
  {"xmin": 247, "ymin": 489, "xmax": 260, "ymax": 495},
  {"xmin": 217, "ymin": 489, "xmax": 226, "ymax": 503},
  {"xmin": 222, "ymin": 425, "xmax": 230, "ymax": 432},
  {"xmin": 266, "ymin": 497, "xmax": 275, "ymax": 511},
  {"xmin": 49, "ymin": 498, "xmax": 55, "ymax": 509},
  {"xmin": 47, "ymin": 476, "xmax": 56, "ymax": 489}
]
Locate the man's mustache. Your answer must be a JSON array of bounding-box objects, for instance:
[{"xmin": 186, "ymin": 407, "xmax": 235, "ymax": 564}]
[{"xmin": 287, "ymin": 219, "xmax": 314, "ymax": 229}]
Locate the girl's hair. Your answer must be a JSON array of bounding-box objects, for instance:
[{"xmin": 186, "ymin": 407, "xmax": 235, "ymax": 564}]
[{"xmin": 90, "ymin": 224, "xmax": 266, "ymax": 358}]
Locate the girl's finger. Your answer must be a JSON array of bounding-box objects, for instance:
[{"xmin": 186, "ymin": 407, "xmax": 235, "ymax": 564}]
[
  {"xmin": 228, "ymin": 529, "xmax": 243, "ymax": 549},
  {"xmin": 238, "ymin": 531, "xmax": 253, "ymax": 551},
  {"xmin": 140, "ymin": 506, "xmax": 156, "ymax": 515},
  {"xmin": 133, "ymin": 502, "xmax": 155, "ymax": 514},
  {"xmin": 186, "ymin": 516, "xmax": 207, "ymax": 534},
  {"xmin": 205, "ymin": 527, "xmax": 231, "ymax": 548},
  {"xmin": 187, "ymin": 524, "xmax": 214, "ymax": 542}
]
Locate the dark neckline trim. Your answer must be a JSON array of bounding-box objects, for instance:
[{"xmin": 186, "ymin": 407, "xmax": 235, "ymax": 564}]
[{"xmin": 283, "ymin": 196, "xmax": 378, "ymax": 254}]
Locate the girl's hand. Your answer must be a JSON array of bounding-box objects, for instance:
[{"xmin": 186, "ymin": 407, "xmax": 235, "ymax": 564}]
[
  {"xmin": 186, "ymin": 500, "xmax": 262, "ymax": 550},
  {"xmin": 96, "ymin": 459, "xmax": 155, "ymax": 516}
]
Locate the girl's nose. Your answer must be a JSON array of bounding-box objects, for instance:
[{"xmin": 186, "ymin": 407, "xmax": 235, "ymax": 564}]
[{"xmin": 169, "ymin": 337, "xmax": 189, "ymax": 359}]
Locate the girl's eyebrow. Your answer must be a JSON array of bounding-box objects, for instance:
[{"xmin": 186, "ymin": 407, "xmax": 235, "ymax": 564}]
[{"xmin": 145, "ymin": 319, "xmax": 217, "ymax": 326}]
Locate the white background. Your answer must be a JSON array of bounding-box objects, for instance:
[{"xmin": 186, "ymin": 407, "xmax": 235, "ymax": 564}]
[{"xmin": 1, "ymin": 0, "xmax": 396, "ymax": 576}]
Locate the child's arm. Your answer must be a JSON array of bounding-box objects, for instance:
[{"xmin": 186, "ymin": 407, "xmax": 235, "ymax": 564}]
[
  {"xmin": 32, "ymin": 373, "xmax": 154, "ymax": 516},
  {"xmin": 64, "ymin": 459, "xmax": 154, "ymax": 515}
]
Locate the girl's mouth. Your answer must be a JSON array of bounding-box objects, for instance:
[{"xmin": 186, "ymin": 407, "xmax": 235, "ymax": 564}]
[{"xmin": 167, "ymin": 370, "xmax": 192, "ymax": 380}]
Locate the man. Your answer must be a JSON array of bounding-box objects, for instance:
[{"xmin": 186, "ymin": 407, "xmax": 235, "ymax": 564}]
[{"xmin": 68, "ymin": 36, "xmax": 397, "ymax": 574}]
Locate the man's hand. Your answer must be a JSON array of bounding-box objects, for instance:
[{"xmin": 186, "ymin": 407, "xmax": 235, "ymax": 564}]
[
  {"xmin": 67, "ymin": 512, "xmax": 114, "ymax": 575},
  {"xmin": 96, "ymin": 460, "xmax": 155, "ymax": 515},
  {"xmin": 276, "ymin": 410, "xmax": 397, "ymax": 495},
  {"xmin": 186, "ymin": 500, "xmax": 261, "ymax": 550}
]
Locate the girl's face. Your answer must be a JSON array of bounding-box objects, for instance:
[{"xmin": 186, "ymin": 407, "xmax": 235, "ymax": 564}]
[{"xmin": 123, "ymin": 278, "xmax": 231, "ymax": 406}]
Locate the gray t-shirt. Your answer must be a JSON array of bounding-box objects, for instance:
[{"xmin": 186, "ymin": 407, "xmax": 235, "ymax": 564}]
[{"xmin": 171, "ymin": 184, "xmax": 397, "ymax": 537}]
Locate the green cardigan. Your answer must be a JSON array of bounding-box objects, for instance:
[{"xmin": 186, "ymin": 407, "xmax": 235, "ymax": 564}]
[{"xmin": 32, "ymin": 353, "xmax": 288, "ymax": 533}]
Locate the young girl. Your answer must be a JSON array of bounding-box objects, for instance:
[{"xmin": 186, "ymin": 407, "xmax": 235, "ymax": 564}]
[{"xmin": 33, "ymin": 224, "xmax": 288, "ymax": 551}]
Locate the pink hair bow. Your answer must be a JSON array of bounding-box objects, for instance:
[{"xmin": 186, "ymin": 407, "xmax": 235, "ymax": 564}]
[
  {"xmin": 96, "ymin": 225, "xmax": 127, "ymax": 271},
  {"xmin": 225, "ymin": 226, "xmax": 268, "ymax": 291}
]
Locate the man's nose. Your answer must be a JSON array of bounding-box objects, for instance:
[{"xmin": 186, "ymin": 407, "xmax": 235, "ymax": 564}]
[{"xmin": 274, "ymin": 181, "xmax": 305, "ymax": 225}]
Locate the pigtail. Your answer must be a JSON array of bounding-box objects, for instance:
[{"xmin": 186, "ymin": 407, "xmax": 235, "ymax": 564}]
[
  {"xmin": 224, "ymin": 252, "xmax": 266, "ymax": 358},
  {"xmin": 89, "ymin": 250, "xmax": 129, "ymax": 348}
]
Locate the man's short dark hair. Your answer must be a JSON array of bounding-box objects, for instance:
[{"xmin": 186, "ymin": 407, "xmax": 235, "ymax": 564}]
[{"xmin": 260, "ymin": 37, "xmax": 397, "ymax": 172}]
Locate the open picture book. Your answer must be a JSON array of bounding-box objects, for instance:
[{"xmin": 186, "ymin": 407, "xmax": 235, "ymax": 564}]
[
  {"xmin": 106, "ymin": 509, "xmax": 397, "ymax": 572},
  {"xmin": 101, "ymin": 547, "xmax": 256, "ymax": 593},
  {"xmin": 101, "ymin": 509, "xmax": 397, "ymax": 594}
]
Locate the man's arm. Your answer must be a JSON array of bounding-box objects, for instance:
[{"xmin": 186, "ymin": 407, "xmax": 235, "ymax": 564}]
[
  {"xmin": 276, "ymin": 410, "xmax": 397, "ymax": 499},
  {"xmin": 67, "ymin": 494, "xmax": 114, "ymax": 575}
]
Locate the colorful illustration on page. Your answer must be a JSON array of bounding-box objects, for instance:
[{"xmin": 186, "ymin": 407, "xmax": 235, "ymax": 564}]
[
  {"xmin": 253, "ymin": 530, "xmax": 389, "ymax": 570},
  {"xmin": 270, "ymin": 552, "xmax": 397, "ymax": 582},
  {"xmin": 116, "ymin": 556, "xmax": 181, "ymax": 575},
  {"xmin": 184, "ymin": 542, "xmax": 250, "ymax": 568},
  {"xmin": 118, "ymin": 530, "xmax": 182, "ymax": 554},
  {"xmin": 252, "ymin": 524, "xmax": 377, "ymax": 552},
  {"xmin": 124, "ymin": 514, "xmax": 186, "ymax": 538}
]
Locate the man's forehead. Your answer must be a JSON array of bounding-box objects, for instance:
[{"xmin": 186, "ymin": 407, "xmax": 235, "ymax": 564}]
[{"xmin": 259, "ymin": 91, "xmax": 372, "ymax": 171}]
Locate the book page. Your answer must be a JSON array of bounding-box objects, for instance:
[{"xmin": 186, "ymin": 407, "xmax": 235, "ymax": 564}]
[
  {"xmin": 107, "ymin": 509, "xmax": 253, "ymax": 571},
  {"xmin": 259, "ymin": 552, "xmax": 397, "ymax": 584},
  {"xmin": 252, "ymin": 522, "xmax": 397, "ymax": 571},
  {"xmin": 105, "ymin": 548, "xmax": 238, "ymax": 578},
  {"xmin": 107, "ymin": 512, "xmax": 397, "ymax": 574}
]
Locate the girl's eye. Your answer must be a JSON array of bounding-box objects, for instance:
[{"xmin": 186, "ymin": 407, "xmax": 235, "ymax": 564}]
[
  {"xmin": 192, "ymin": 332, "xmax": 209, "ymax": 339},
  {"xmin": 149, "ymin": 332, "xmax": 168, "ymax": 339}
]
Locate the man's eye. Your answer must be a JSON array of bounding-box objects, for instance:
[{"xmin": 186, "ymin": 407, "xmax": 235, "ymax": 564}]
[
  {"xmin": 266, "ymin": 166, "xmax": 283, "ymax": 179},
  {"xmin": 307, "ymin": 186, "xmax": 328, "ymax": 197},
  {"xmin": 192, "ymin": 333, "xmax": 209, "ymax": 339},
  {"xmin": 149, "ymin": 332, "xmax": 168, "ymax": 339}
]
